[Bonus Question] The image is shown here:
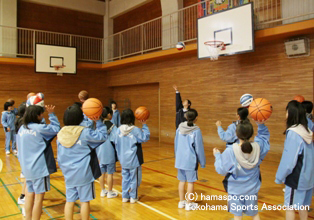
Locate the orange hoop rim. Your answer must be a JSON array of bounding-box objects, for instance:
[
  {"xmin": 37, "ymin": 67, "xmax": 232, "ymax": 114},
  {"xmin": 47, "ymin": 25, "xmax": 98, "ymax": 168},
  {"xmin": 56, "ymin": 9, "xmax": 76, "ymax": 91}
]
[
  {"xmin": 53, "ymin": 65, "xmax": 66, "ymax": 70},
  {"xmin": 204, "ymin": 41, "xmax": 226, "ymax": 50}
]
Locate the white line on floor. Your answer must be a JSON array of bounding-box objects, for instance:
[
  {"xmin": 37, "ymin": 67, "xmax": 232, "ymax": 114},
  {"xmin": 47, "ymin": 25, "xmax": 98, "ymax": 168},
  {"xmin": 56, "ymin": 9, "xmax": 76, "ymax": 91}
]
[{"xmin": 94, "ymin": 180, "xmax": 176, "ymax": 220}]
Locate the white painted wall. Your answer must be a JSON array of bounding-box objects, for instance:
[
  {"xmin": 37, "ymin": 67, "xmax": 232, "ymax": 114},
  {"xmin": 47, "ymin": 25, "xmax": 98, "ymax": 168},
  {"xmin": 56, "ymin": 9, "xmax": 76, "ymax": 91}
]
[
  {"xmin": 160, "ymin": 0, "xmax": 183, "ymax": 49},
  {"xmin": 109, "ymin": 0, "xmax": 151, "ymax": 18},
  {"xmin": 0, "ymin": 0, "xmax": 17, "ymax": 57},
  {"xmin": 22, "ymin": 0, "xmax": 106, "ymax": 15}
]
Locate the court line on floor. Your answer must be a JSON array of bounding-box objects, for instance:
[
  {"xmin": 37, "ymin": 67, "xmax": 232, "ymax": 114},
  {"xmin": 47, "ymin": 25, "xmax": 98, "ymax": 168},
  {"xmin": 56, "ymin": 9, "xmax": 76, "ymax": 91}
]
[
  {"xmin": 141, "ymin": 166, "xmax": 314, "ymax": 218},
  {"xmin": 50, "ymin": 183, "xmax": 97, "ymax": 220},
  {"xmin": 95, "ymin": 180, "xmax": 176, "ymax": 220}
]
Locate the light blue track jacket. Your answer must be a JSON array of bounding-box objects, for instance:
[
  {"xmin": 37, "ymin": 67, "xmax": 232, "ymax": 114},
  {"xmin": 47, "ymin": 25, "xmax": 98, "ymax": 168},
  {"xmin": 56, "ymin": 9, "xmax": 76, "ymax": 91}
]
[
  {"xmin": 17, "ymin": 113, "xmax": 60, "ymax": 180},
  {"xmin": 275, "ymin": 125, "xmax": 313, "ymax": 190},
  {"xmin": 214, "ymin": 124, "xmax": 270, "ymax": 195},
  {"xmin": 57, "ymin": 120, "xmax": 107, "ymax": 187},
  {"xmin": 175, "ymin": 122, "xmax": 206, "ymax": 170},
  {"xmin": 114, "ymin": 124, "xmax": 150, "ymax": 169}
]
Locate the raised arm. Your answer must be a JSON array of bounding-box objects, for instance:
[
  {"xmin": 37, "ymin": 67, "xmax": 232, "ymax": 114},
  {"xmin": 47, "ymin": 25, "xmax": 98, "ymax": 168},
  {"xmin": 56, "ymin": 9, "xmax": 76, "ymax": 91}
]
[
  {"xmin": 217, "ymin": 122, "xmax": 237, "ymax": 143},
  {"xmin": 275, "ymin": 131, "xmax": 301, "ymax": 184},
  {"xmin": 174, "ymin": 85, "xmax": 183, "ymax": 112},
  {"xmin": 38, "ymin": 113, "xmax": 61, "ymax": 140},
  {"xmin": 195, "ymin": 130, "xmax": 206, "ymax": 168},
  {"xmin": 254, "ymin": 123, "xmax": 270, "ymax": 160},
  {"xmin": 134, "ymin": 124, "xmax": 150, "ymax": 143},
  {"xmin": 214, "ymin": 148, "xmax": 236, "ymax": 176},
  {"xmin": 85, "ymin": 120, "xmax": 107, "ymax": 148}
]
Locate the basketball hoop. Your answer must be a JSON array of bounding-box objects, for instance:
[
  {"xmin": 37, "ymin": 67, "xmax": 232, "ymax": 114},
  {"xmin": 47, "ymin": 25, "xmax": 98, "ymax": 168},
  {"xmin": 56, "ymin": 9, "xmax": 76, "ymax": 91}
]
[
  {"xmin": 204, "ymin": 41, "xmax": 225, "ymax": 61},
  {"xmin": 53, "ymin": 65, "xmax": 66, "ymax": 76}
]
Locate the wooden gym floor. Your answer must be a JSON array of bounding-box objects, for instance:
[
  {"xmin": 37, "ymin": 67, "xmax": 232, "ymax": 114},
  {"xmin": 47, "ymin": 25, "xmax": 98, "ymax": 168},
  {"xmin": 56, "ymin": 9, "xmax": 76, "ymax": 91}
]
[{"xmin": 0, "ymin": 138, "xmax": 313, "ymax": 219}]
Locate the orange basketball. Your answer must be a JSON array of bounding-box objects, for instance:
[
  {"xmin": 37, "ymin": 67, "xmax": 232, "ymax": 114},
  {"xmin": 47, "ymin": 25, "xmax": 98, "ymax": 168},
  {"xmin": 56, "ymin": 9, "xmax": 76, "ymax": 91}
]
[
  {"xmin": 82, "ymin": 98, "xmax": 103, "ymax": 119},
  {"xmin": 135, "ymin": 106, "xmax": 150, "ymax": 121},
  {"xmin": 248, "ymin": 98, "xmax": 273, "ymax": 122},
  {"xmin": 78, "ymin": 90, "xmax": 89, "ymax": 101},
  {"xmin": 293, "ymin": 95, "xmax": 305, "ymax": 103}
]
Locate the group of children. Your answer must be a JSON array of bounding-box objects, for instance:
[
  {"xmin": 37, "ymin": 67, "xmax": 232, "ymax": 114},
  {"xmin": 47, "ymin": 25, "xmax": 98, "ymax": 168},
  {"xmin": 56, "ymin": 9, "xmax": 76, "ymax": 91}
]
[
  {"xmin": 173, "ymin": 85, "xmax": 313, "ymax": 220},
  {"xmin": 2, "ymin": 91, "xmax": 149, "ymax": 220},
  {"xmin": 2, "ymin": 87, "xmax": 313, "ymax": 220}
]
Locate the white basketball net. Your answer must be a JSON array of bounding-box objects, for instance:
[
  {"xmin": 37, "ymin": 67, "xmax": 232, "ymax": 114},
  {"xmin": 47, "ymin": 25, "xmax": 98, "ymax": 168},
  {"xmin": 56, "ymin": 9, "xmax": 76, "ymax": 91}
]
[
  {"xmin": 204, "ymin": 41, "xmax": 225, "ymax": 61},
  {"xmin": 54, "ymin": 65, "xmax": 65, "ymax": 76}
]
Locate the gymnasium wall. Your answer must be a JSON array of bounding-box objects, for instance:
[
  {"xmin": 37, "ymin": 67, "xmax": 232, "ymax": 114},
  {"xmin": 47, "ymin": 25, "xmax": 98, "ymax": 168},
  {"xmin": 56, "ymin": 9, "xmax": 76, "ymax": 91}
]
[
  {"xmin": 105, "ymin": 37, "xmax": 314, "ymax": 154},
  {"xmin": 0, "ymin": 65, "xmax": 111, "ymax": 140},
  {"xmin": 17, "ymin": 1, "xmax": 104, "ymax": 38},
  {"xmin": 113, "ymin": 0, "xmax": 162, "ymax": 33}
]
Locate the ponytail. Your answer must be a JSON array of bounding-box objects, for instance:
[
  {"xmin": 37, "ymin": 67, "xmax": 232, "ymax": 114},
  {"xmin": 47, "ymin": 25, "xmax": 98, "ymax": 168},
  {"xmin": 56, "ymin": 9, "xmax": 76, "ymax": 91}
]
[
  {"xmin": 186, "ymin": 109, "xmax": 198, "ymax": 127},
  {"xmin": 241, "ymin": 140, "xmax": 253, "ymax": 153}
]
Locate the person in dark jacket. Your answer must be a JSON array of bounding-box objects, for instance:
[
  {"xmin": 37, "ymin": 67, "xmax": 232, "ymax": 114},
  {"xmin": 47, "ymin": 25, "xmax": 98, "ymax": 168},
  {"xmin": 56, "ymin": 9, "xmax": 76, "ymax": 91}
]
[{"xmin": 173, "ymin": 85, "xmax": 191, "ymax": 129}]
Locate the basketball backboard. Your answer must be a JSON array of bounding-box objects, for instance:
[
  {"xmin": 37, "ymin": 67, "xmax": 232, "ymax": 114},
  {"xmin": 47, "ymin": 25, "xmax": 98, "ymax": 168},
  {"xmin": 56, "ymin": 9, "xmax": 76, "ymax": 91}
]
[
  {"xmin": 35, "ymin": 44, "xmax": 77, "ymax": 75},
  {"xmin": 197, "ymin": 3, "xmax": 254, "ymax": 59}
]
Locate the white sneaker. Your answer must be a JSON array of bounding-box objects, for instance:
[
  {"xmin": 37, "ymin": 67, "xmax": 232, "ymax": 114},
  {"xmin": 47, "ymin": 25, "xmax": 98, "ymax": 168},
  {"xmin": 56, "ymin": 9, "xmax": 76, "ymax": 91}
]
[
  {"xmin": 122, "ymin": 198, "xmax": 129, "ymax": 203},
  {"xmin": 107, "ymin": 191, "xmax": 118, "ymax": 198},
  {"xmin": 130, "ymin": 198, "xmax": 138, "ymax": 204},
  {"xmin": 6, "ymin": 151, "xmax": 10, "ymax": 155},
  {"xmin": 13, "ymin": 150, "xmax": 18, "ymax": 155},
  {"xmin": 178, "ymin": 200, "xmax": 187, "ymax": 208},
  {"xmin": 100, "ymin": 189, "xmax": 108, "ymax": 198},
  {"xmin": 20, "ymin": 173, "xmax": 25, "ymax": 179},
  {"xmin": 283, "ymin": 188, "xmax": 285, "ymax": 193},
  {"xmin": 185, "ymin": 202, "xmax": 198, "ymax": 211},
  {"xmin": 18, "ymin": 197, "xmax": 25, "ymax": 205}
]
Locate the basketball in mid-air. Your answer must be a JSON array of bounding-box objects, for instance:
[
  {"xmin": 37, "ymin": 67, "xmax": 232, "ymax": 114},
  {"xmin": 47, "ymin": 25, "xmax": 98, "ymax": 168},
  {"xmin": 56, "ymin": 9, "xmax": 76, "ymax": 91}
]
[
  {"xmin": 176, "ymin": 42, "xmax": 185, "ymax": 51},
  {"xmin": 293, "ymin": 95, "xmax": 304, "ymax": 103},
  {"xmin": 135, "ymin": 106, "xmax": 150, "ymax": 121},
  {"xmin": 78, "ymin": 90, "xmax": 89, "ymax": 102},
  {"xmin": 249, "ymin": 98, "xmax": 273, "ymax": 122},
  {"xmin": 82, "ymin": 98, "xmax": 103, "ymax": 119},
  {"xmin": 240, "ymin": 94, "xmax": 253, "ymax": 107}
]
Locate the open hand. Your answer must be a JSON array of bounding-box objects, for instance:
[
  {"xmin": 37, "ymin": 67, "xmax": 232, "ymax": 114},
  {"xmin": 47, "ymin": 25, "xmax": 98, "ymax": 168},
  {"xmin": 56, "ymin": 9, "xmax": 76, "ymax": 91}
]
[
  {"xmin": 89, "ymin": 116, "xmax": 100, "ymax": 121},
  {"xmin": 173, "ymin": 84, "xmax": 178, "ymax": 91},
  {"xmin": 216, "ymin": 121, "xmax": 222, "ymax": 127},
  {"xmin": 45, "ymin": 105, "xmax": 55, "ymax": 114},
  {"xmin": 139, "ymin": 120, "xmax": 147, "ymax": 124},
  {"xmin": 213, "ymin": 148, "xmax": 221, "ymax": 155}
]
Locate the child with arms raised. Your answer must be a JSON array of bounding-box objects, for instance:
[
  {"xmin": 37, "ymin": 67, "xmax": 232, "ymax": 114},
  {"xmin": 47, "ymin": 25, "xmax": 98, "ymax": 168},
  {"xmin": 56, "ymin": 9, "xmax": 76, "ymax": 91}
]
[
  {"xmin": 114, "ymin": 109, "xmax": 150, "ymax": 203},
  {"xmin": 214, "ymin": 120, "xmax": 270, "ymax": 220},
  {"xmin": 17, "ymin": 105, "xmax": 60, "ymax": 220},
  {"xmin": 57, "ymin": 105, "xmax": 107, "ymax": 220}
]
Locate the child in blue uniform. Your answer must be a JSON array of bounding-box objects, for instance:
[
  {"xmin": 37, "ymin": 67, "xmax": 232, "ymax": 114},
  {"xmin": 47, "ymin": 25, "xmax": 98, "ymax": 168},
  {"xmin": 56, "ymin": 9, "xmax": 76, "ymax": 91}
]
[
  {"xmin": 57, "ymin": 105, "xmax": 107, "ymax": 220},
  {"xmin": 173, "ymin": 85, "xmax": 191, "ymax": 129},
  {"xmin": 110, "ymin": 101, "xmax": 121, "ymax": 127},
  {"xmin": 114, "ymin": 109, "xmax": 150, "ymax": 203},
  {"xmin": 302, "ymin": 101, "xmax": 313, "ymax": 132},
  {"xmin": 216, "ymin": 107, "xmax": 249, "ymax": 148},
  {"xmin": 175, "ymin": 109, "xmax": 206, "ymax": 211},
  {"xmin": 97, "ymin": 107, "xmax": 118, "ymax": 198},
  {"xmin": 2, "ymin": 101, "xmax": 17, "ymax": 155},
  {"xmin": 275, "ymin": 100, "xmax": 313, "ymax": 220},
  {"xmin": 214, "ymin": 120, "xmax": 270, "ymax": 220},
  {"xmin": 17, "ymin": 105, "xmax": 60, "ymax": 220}
]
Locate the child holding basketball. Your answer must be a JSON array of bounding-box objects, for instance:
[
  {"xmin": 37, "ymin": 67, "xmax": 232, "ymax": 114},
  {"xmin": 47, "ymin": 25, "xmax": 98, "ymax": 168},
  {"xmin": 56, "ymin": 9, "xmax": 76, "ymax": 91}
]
[
  {"xmin": 216, "ymin": 107, "xmax": 249, "ymax": 148},
  {"xmin": 57, "ymin": 105, "xmax": 107, "ymax": 220},
  {"xmin": 78, "ymin": 91, "xmax": 94, "ymax": 128},
  {"xmin": 173, "ymin": 85, "xmax": 191, "ymax": 129},
  {"xmin": 17, "ymin": 105, "xmax": 60, "ymax": 220},
  {"xmin": 275, "ymin": 100, "xmax": 313, "ymax": 220},
  {"xmin": 213, "ymin": 120, "xmax": 270, "ymax": 220},
  {"xmin": 110, "ymin": 101, "xmax": 120, "ymax": 127},
  {"xmin": 97, "ymin": 107, "xmax": 118, "ymax": 198},
  {"xmin": 175, "ymin": 109, "xmax": 206, "ymax": 211},
  {"xmin": 302, "ymin": 101, "xmax": 313, "ymax": 132},
  {"xmin": 2, "ymin": 101, "xmax": 17, "ymax": 155},
  {"xmin": 114, "ymin": 109, "xmax": 150, "ymax": 203}
]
